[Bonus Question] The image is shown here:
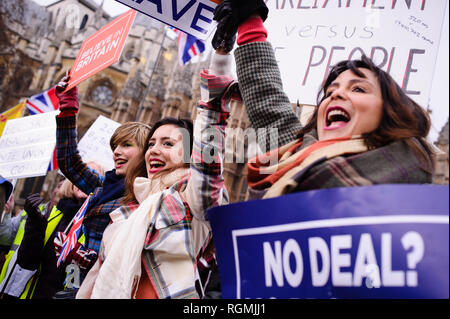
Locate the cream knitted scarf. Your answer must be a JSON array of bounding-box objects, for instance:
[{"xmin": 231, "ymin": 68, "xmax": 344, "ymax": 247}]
[{"xmin": 89, "ymin": 168, "xmax": 189, "ymax": 299}]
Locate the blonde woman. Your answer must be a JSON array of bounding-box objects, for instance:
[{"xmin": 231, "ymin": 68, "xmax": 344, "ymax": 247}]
[{"xmin": 54, "ymin": 79, "xmax": 152, "ymax": 284}]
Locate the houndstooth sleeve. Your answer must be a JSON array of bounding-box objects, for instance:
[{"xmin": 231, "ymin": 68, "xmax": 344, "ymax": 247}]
[{"xmin": 234, "ymin": 41, "xmax": 302, "ymax": 151}]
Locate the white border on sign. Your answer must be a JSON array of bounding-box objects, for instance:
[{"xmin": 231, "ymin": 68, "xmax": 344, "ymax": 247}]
[
  {"xmin": 231, "ymin": 214, "xmax": 449, "ymax": 299},
  {"xmin": 72, "ymin": 10, "xmax": 136, "ymax": 84}
]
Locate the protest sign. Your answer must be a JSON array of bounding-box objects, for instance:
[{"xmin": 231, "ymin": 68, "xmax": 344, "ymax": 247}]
[
  {"xmin": 0, "ymin": 111, "xmax": 59, "ymax": 179},
  {"xmin": 115, "ymin": 0, "xmax": 220, "ymax": 40},
  {"xmin": 77, "ymin": 115, "xmax": 121, "ymax": 171},
  {"xmin": 263, "ymin": 0, "xmax": 448, "ymax": 107},
  {"xmin": 65, "ymin": 9, "xmax": 137, "ymax": 92},
  {"xmin": 208, "ymin": 184, "xmax": 449, "ymax": 298}
]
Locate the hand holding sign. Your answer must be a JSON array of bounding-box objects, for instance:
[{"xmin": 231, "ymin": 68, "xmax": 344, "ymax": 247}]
[
  {"xmin": 56, "ymin": 71, "xmax": 70, "ymax": 91},
  {"xmin": 56, "ymin": 72, "xmax": 79, "ymax": 116},
  {"xmin": 211, "ymin": 0, "xmax": 236, "ymax": 52},
  {"xmin": 211, "ymin": 0, "xmax": 268, "ymax": 52}
]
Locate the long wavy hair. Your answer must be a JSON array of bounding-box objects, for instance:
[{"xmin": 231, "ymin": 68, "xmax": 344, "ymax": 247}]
[
  {"xmin": 297, "ymin": 55, "xmax": 434, "ymax": 172},
  {"xmin": 121, "ymin": 117, "xmax": 194, "ymax": 204}
]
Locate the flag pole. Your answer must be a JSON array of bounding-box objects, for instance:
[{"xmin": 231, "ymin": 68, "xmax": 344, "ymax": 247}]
[{"xmin": 135, "ymin": 28, "xmax": 168, "ymax": 122}]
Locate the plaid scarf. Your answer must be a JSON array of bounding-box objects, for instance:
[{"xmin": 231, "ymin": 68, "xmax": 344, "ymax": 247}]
[
  {"xmin": 248, "ymin": 136, "xmax": 368, "ymax": 194},
  {"xmin": 247, "ymin": 136, "xmax": 433, "ymax": 200},
  {"xmin": 85, "ymin": 170, "xmax": 124, "ymax": 215}
]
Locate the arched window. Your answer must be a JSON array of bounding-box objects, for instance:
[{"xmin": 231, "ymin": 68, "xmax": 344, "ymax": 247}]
[
  {"xmin": 48, "ymin": 12, "xmax": 54, "ymax": 26},
  {"xmin": 79, "ymin": 14, "xmax": 88, "ymax": 30}
]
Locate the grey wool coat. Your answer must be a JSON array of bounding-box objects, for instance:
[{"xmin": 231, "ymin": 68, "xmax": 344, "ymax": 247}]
[{"xmin": 233, "ymin": 41, "xmax": 433, "ymax": 199}]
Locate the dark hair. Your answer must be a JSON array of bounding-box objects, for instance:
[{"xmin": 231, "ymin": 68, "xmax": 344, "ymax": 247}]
[
  {"xmin": 147, "ymin": 117, "xmax": 194, "ymax": 157},
  {"xmin": 121, "ymin": 117, "xmax": 194, "ymax": 204},
  {"xmin": 297, "ymin": 55, "xmax": 434, "ymax": 172}
]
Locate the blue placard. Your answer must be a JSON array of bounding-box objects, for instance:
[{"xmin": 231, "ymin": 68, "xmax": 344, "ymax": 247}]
[{"xmin": 208, "ymin": 184, "xmax": 449, "ymax": 299}]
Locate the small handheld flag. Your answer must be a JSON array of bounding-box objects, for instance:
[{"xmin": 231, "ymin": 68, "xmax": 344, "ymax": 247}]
[{"xmin": 56, "ymin": 194, "xmax": 91, "ymax": 267}]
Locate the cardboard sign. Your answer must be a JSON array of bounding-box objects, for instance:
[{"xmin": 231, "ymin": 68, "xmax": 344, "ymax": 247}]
[
  {"xmin": 263, "ymin": 0, "xmax": 448, "ymax": 107},
  {"xmin": 208, "ymin": 184, "xmax": 449, "ymax": 299},
  {"xmin": 115, "ymin": 0, "xmax": 220, "ymax": 40},
  {"xmin": 65, "ymin": 9, "xmax": 137, "ymax": 92},
  {"xmin": 0, "ymin": 111, "xmax": 59, "ymax": 179},
  {"xmin": 77, "ymin": 115, "xmax": 121, "ymax": 171}
]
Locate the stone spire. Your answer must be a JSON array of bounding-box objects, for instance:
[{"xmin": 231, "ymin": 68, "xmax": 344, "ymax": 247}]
[
  {"xmin": 85, "ymin": 0, "xmax": 105, "ymax": 37},
  {"xmin": 436, "ymin": 120, "xmax": 449, "ymax": 147}
]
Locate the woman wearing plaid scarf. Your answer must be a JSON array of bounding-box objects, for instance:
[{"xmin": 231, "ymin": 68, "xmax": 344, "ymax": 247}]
[
  {"xmin": 212, "ymin": 0, "xmax": 435, "ymax": 200},
  {"xmin": 76, "ymin": 47, "xmax": 236, "ymax": 299}
]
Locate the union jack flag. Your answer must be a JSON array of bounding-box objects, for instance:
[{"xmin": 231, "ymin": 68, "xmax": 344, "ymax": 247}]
[
  {"xmin": 170, "ymin": 27, "xmax": 206, "ymax": 66},
  {"xmin": 57, "ymin": 194, "xmax": 91, "ymax": 267},
  {"xmin": 48, "ymin": 147, "xmax": 58, "ymax": 172},
  {"xmin": 25, "ymin": 87, "xmax": 60, "ymax": 171},
  {"xmin": 25, "ymin": 87, "xmax": 59, "ymax": 115}
]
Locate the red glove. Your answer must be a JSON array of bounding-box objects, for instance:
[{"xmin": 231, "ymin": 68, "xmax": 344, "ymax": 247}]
[{"xmin": 55, "ymin": 72, "xmax": 79, "ymax": 117}]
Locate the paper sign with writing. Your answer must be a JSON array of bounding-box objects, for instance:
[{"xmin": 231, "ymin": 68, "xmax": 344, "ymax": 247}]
[
  {"xmin": 263, "ymin": 0, "xmax": 448, "ymax": 107},
  {"xmin": 208, "ymin": 184, "xmax": 449, "ymax": 298},
  {"xmin": 77, "ymin": 115, "xmax": 121, "ymax": 171},
  {"xmin": 115, "ymin": 0, "xmax": 220, "ymax": 40},
  {"xmin": 0, "ymin": 111, "xmax": 59, "ymax": 179},
  {"xmin": 65, "ymin": 9, "xmax": 137, "ymax": 92}
]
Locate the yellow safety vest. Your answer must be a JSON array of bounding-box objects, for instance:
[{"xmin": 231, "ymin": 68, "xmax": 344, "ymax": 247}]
[
  {"xmin": 0, "ymin": 211, "xmax": 28, "ymax": 284},
  {"xmin": 0, "ymin": 205, "xmax": 63, "ymax": 299}
]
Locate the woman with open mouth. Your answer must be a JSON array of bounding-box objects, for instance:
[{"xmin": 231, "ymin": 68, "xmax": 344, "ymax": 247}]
[
  {"xmin": 76, "ymin": 47, "xmax": 235, "ymax": 299},
  {"xmin": 211, "ymin": 0, "xmax": 435, "ymax": 200},
  {"xmin": 53, "ymin": 77, "xmax": 151, "ymax": 291}
]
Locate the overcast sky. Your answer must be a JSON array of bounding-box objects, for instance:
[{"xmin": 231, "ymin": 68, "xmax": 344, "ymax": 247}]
[{"xmin": 32, "ymin": 0, "xmax": 449, "ymax": 143}]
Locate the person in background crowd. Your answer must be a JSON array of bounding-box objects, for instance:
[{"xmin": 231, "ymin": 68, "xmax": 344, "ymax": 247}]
[
  {"xmin": 54, "ymin": 78, "xmax": 151, "ymax": 285},
  {"xmin": 0, "ymin": 179, "xmax": 65, "ymax": 253},
  {"xmin": 212, "ymin": 0, "xmax": 435, "ymax": 201},
  {"xmin": 1, "ymin": 193, "xmax": 15, "ymax": 233},
  {"xmin": 76, "ymin": 47, "xmax": 236, "ymax": 299},
  {"xmin": 2, "ymin": 193, "xmax": 16, "ymax": 218},
  {"xmin": 42, "ymin": 178, "xmax": 65, "ymax": 217},
  {"xmin": 0, "ymin": 176, "xmax": 13, "ymax": 271},
  {"xmin": 0, "ymin": 176, "xmax": 12, "ymax": 216},
  {"xmin": 0, "ymin": 193, "xmax": 15, "ymax": 267},
  {"xmin": 0, "ymin": 162, "xmax": 104, "ymax": 299}
]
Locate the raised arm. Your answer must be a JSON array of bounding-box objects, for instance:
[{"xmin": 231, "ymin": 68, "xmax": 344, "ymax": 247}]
[
  {"xmin": 182, "ymin": 50, "xmax": 235, "ymax": 220},
  {"xmin": 213, "ymin": 1, "xmax": 302, "ymax": 151},
  {"xmin": 55, "ymin": 77, "xmax": 104, "ymax": 195}
]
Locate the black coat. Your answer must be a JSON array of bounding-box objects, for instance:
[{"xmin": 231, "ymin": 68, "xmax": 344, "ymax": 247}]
[{"xmin": 23, "ymin": 198, "xmax": 82, "ymax": 299}]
